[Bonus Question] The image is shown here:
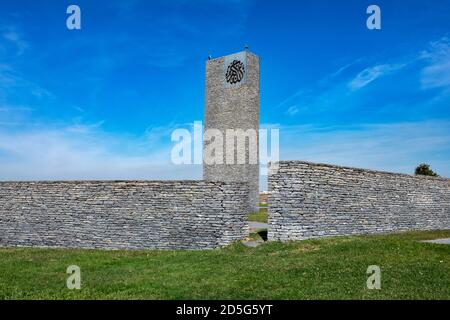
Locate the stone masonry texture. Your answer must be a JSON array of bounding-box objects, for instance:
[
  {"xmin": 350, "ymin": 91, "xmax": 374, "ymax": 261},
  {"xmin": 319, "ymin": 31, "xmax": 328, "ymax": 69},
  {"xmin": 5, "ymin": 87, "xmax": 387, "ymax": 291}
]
[
  {"xmin": 268, "ymin": 161, "xmax": 450, "ymax": 241},
  {"xmin": 204, "ymin": 51, "xmax": 260, "ymax": 211},
  {"xmin": 0, "ymin": 180, "xmax": 250, "ymax": 250}
]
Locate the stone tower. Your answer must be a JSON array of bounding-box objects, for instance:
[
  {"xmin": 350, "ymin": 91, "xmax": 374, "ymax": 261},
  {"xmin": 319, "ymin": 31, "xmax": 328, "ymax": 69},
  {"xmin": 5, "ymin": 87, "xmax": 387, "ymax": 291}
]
[{"xmin": 203, "ymin": 50, "xmax": 260, "ymax": 210}]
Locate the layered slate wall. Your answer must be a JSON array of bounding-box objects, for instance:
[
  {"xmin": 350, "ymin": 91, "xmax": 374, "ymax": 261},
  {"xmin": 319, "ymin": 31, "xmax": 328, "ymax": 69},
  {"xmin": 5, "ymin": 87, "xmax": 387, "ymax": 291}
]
[
  {"xmin": 269, "ymin": 161, "xmax": 450, "ymax": 241},
  {"xmin": 0, "ymin": 181, "xmax": 250, "ymax": 250}
]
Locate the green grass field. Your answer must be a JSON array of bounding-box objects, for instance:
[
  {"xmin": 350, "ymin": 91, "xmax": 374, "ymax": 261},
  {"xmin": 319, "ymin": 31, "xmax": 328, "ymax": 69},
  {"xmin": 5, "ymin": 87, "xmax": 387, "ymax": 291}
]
[
  {"xmin": 248, "ymin": 207, "xmax": 268, "ymax": 223},
  {"xmin": 0, "ymin": 230, "xmax": 449, "ymax": 300}
]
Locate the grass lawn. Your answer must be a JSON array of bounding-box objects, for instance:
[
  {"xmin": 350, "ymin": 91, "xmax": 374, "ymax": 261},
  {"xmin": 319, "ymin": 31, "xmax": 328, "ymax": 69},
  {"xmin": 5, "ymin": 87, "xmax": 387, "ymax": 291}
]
[
  {"xmin": 248, "ymin": 207, "xmax": 268, "ymax": 223},
  {"xmin": 0, "ymin": 230, "xmax": 449, "ymax": 300}
]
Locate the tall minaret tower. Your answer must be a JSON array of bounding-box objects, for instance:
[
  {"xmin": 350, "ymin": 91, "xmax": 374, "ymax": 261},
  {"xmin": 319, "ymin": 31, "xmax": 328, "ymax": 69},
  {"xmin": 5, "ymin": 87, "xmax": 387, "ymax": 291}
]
[{"xmin": 203, "ymin": 50, "xmax": 260, "ymax": 210}]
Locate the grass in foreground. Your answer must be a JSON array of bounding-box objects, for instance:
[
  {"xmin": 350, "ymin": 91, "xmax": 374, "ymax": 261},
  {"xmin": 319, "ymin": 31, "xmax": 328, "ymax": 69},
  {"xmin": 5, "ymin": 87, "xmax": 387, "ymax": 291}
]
[{"xmin": 0, "ymin": 230, "xmax": 449, "ymax": 300}]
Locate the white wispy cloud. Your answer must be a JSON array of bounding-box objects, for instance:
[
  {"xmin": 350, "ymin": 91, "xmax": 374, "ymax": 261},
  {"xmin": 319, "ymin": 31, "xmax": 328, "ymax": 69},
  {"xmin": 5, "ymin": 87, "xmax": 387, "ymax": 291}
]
[
  {"xmin": 0, "ymin": 62, "xmax": 53, "ymax": 99},
  {"xmin": 0, "ymin": 106, "xmax": 32, "ymax": 112},
  {"xmin": 285, "ymin": 105, "xmax": 299, "ymax": 116},
  {"xmin": 0, "ymin": 117, "xmax": 448, "ymax": 187},
  {"xmin": 420, "ymin": 37, "xmax": 450, "ymax": 90},
  {"xmin": 276, "ymin": 36, "xmax": 450, "ymax": 117},
  {"xmin": 348, "ymin": 63, "xmax": 406, "ymax": 91},
  {"xmin": 275, "ymin": 90, "xmax": 303, "ymax": 110},
  {"xmin": 278, "ymin": 120, "xmax": 450, "ymax": 176},
  {"xmin": 1, "ymin": 26, "xmax": 28, "ymax": 56},
  {"xmin": 0, "ymin": 63, "xmax": 17, "ymax": 86},
  {"xmin": 0, "ymin": 121, "xmax": 202, "ymax": 181},
  {"xmin": 0, "ymin": 103, "xmax": 33, "ymax": 127},
  {"xmin": 259, "ymin": 119, "xmax": 450, "ymax": 190}
]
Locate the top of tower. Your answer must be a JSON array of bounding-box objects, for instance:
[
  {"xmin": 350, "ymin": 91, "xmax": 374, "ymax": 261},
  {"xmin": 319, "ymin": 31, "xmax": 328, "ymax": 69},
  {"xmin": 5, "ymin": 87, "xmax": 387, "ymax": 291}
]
[
  {"xmin": 205, "ymin": 48, "xmax": 260, "ymax": 89},
  {"xmin": 207, "ymin": 48, "xmax": 258, "ymax": 62}
]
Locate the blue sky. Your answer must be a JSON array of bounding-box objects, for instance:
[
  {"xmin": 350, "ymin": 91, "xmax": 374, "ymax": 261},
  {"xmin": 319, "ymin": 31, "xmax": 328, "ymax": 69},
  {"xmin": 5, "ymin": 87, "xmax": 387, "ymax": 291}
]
[{"xmin": 0, "ymin": 0, "xmax": 449, "ymax": 187}]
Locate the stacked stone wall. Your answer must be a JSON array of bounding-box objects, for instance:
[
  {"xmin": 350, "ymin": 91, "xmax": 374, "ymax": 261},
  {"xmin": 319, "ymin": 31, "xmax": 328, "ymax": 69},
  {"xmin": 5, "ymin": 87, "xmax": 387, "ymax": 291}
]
[
  {"xmin": 0, "ymin": 180, "xmax": 250, "ymax": 250},
  {"xmin": 269, "ymin": 161, "xmax": 450, "ymax": 241}
]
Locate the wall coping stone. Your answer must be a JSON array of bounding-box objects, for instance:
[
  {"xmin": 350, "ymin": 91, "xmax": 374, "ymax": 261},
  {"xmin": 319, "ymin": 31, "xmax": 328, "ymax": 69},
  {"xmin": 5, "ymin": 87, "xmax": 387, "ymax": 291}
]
[{"xmin": 270, "ymin": 160, "xmax": 449, "ymax": 182}]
